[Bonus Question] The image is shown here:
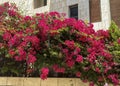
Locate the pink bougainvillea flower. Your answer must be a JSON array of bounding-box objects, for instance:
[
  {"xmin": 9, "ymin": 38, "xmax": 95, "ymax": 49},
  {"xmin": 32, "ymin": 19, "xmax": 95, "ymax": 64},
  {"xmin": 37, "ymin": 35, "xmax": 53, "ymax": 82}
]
[
  {"xmin": 95, "ymin": 67, "xmax": 100, "ymax": 73},
  {"xmin": 24, "ymin": 16, "xmax": 32, "ymax": 21},
  {"xmin": 49, "ymin": 11, "xmax": 60, "ymax": 18},
  {"xmin": 3, "ymin": 32, "xmax": 12, "ymax": 41},
  {"xmin": 26, "ymin": 68, "xmax": 34, "ymax": 74},
  {"xmin": 62, "ymin": 48, "xmax": 69, "ymax": 54},
  {"xmin": 76, "ymin": 55, "xmax": 83, "ymax": 62},
  {"xmin": 30, "ymin": 36, "xmax": 40, "ymax": 47},
  {"xmin": 73, "ymin": 47, "xmax": 81, "ymax": 55},
  {"xmin": 4, "ymin": 2, "xmax": 9, "ymax": 7},
  {"xmin": 87, "ymin": 52, "xmax": 96, "ymax": 63},
  {"xmin": 0, "ymin": 6, "xmax": 4, "ymax": 15},
  {"xmin": 18, "ymin": 47, "xmax": 26, "ymax": 56},
  {"xmin": 27, "ymin": 54, "xmax": 36, "ymax": 64},
  {"xmin": 40, "ymin": 74, "xmax": 48, "ymax": 80},
  {"xmin": 8, "ymin": 35, "xmax": 19, "ymax": 47},
  {"xmin": 8, "ymin": 10, "xmax": 16, "ymax": 16},
  {"xmin": 76, "ymin": 72, "xmax": 81, "ymax": 77},
  {"xmin": 41, "ymin": 67, "xmax": 49, "ymax": 75},
  {"xmin": 100, "ymin": 51, "xmax": 112, "ymax": 61},
  {"xmin": 14, "ymin": 56, "xmax": 22, "ymax": 61},
  {"xmin": 117, "ymin": 38, "xmax": 120, "ymax": 44},
  {"xmin": 96, "ymin": 30, "xmax": 109, "ymax": 38},
  {"xmin": 40, "ymin": 67, "xmax": 49, "ymax": 80},
  {"xmin": 8, "ymin": 49, "xmax": 15, "ymax": 56},
  {"xmin": 28, "ymin": 48, "xmax": 36, "ymax": 55},
  {"xmin": 98, "ymin": 76, "xmax": 104, "ymax": 82},
  {"xmin": 108, "ymin": 74, "xmax": 119, "ymax": 85},
  {"xmin": 66, "ymin": 60, "xmax": 75, "ymax": 68},
  {"xmin": 52, "ymin": 64, "xmax": 65, "ymax": 73},
  {"xmin": 64, "ymin": 40, "xmax": 75, "ymax": 50},
  {"xmin": 14, "ymin": 47, "xmax": 27, "ymax": 61},
  {"xmin": 57, "ymin": 68, "xmax": 65, "ymax": 73}
]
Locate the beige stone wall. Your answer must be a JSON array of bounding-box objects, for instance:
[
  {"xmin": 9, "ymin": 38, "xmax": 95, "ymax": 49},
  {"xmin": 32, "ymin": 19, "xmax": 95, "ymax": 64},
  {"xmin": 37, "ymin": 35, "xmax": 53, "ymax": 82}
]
[
  {"xmin": 93, "ymin": 0, "xmax": 111, "ymax": 30},
  {"xmin": 50, "ymin": 0, "xmax": 90, "ymax": 21},
  {"xmin": 0, "ymin": 77, "xmax": 113, "ymax": 86},
  {"xmin": 0, "ymin": 77, "xmax": 88, "ymax": 86},
  {"xmin": 50, "ymin": 0, "xmax": 111, "ymax": 30},
  {"xmin": 0, "ymin": 0, "xmax": 50, "ymax": 15},
  {"xmin": 0, "ymin": 0, "xmax": 33, "ymax": 14},
  {"xmin": 0, "ymin": 0, "xmax": 111, "ymax": 30}
]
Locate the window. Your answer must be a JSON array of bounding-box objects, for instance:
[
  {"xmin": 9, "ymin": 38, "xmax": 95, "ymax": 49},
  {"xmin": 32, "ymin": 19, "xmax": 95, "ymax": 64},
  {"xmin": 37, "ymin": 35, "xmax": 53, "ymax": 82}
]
[
  {"xmin": 89, "ymin": 0, "xmax": 101, "ymax": 22},
  {"xmin": 69, "ymin": 4, "xmax": 78, "ymax": 20},
  {"xmin": 110, "ymin": 0, "xmax": 120, "ymax": 27},
  {"xmin": 34, "ymin": 0, "xmax": 47, "ymax": 9}
]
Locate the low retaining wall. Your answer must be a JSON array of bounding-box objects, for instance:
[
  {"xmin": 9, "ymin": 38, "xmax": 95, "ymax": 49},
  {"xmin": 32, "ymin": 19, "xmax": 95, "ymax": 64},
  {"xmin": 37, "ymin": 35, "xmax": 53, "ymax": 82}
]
[{"xmin": 0, "ymin": 77, "xmax": 113, "ymax": 86}]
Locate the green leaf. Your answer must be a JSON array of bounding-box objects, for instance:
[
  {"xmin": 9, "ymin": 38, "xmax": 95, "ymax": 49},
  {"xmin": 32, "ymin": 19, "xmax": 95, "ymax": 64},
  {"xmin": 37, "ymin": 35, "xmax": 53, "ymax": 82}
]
[{"xmin": 1, "ymin": 67, "xmax": 8, "ymax": 73}]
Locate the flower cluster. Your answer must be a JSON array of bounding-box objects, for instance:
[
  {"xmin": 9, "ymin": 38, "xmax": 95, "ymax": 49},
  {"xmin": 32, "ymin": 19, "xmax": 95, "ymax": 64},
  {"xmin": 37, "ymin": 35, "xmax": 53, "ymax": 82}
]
[
  {"xmin": 0, "ymin": 2, "xmax": 119, "ymax": 86},
  {"xmin": 40, "ymin": 67, "xmax": 49, "ymax": 80}
]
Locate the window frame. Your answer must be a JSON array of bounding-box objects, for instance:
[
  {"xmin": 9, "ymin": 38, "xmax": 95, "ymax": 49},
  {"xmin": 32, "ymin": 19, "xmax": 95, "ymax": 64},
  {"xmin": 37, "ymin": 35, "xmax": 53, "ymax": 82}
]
[
  {"xmin": 69, "ymin": 4, "xmax": 78, "ymax": 20},
  {"xmin": 33, "ymin": 0, "xmax": 47, "ymax": 9},
  {"xmin": 89, "ymin": 0, "xmax": 101, "ymax": 23}
]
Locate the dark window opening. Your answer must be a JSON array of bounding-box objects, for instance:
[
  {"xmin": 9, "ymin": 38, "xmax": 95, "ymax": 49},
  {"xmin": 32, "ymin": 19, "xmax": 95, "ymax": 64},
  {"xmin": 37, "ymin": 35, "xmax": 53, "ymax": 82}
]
[
  {"xmin": 89, "ymin": 0, "xmax": 101, "ymax": 23},
  {"xmin": 34, "ymin": 0, "xmax": 47, "ymax": 9},
  {"xmin": 69, "ymin": 4, "xmax": 78, "ymax": 20}
]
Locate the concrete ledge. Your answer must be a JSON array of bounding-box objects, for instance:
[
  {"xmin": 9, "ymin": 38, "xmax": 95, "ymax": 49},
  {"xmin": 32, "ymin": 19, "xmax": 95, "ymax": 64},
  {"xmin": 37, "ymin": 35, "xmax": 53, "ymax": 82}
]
[{"xmin": 0, "ymin": 77, "xmax": 113, "ymax": 86}]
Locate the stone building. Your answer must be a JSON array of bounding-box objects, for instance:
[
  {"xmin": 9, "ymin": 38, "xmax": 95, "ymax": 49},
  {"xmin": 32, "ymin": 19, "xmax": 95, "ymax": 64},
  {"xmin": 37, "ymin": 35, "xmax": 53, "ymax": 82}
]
[{"xmin": 0, "ymin": 0, "xmax": 120, "ymax": 30}]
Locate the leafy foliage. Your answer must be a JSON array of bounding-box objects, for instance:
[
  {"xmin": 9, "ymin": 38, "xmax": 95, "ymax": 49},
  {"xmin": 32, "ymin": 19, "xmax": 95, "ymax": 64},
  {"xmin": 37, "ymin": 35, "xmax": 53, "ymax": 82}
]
[{"xmin": 0, "ymin": 2, "xmax": 119, "ymax": 86}]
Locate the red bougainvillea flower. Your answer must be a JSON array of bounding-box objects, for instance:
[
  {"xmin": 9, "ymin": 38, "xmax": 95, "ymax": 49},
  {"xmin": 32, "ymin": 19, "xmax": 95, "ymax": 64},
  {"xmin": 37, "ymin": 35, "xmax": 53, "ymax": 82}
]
[
  {"xmin": 40, "ymin": 74, "xmax": 48, "ymax": 80},
  {"xmin": 30, "ymin": 36, "xmax": 40, "ymax": 48},
  {"xmin": 0, "ymin": 2, "xmax": 119, "ymax": 85},
  {"xmin": 64, "ymin": 40, "xmax": 75, "ymax": 50},
  {"xmin": 66, "ymin": 60, "xmax": 75, "ymax": 68},
  {"xmin": 52, "ymin": 64, "xmax": 65, "ymax": 73},
  {"xmin": 40, "ymin": 67, "xmax": 49, "ymax": 80},
  {"xmin": 117, "ymin": 38, "xmax": 120, "ymax": 44},
  {"xmin": 8, "ymin": 49, "xmax": 15, "ymax": 56},
  {"xmin": 87, "ymin": 52, "xmax": 96, "ymax": 63},
  {"xmin": 14, "ymin": 56, "xmax": 22, "ymax": 61},
  {"xmin": 108, "ymin": 74, "xmax": 119, "ymax": 85},
  {"xmin": 4, "ymin": 2, "xmax": 9, "ymax": 8},
  {"xmin": 76, "ymin": 55, "xmax": 83, "ymax": 62},
  {"xmin": 3, "ymin": 31, "xmax": 12, "ymax": 41},
  {"xmin": 0, "ymin": 6, "xmax": 4, "ymax": 16},
  {"xmin": 24, "ymin": 16, "xmax": 32, "ymax": 21},
  {"xmin": 73, "ymin": 47, "xmax": 81, "ymax": 55},
  {"xmin": 96, "ymin": 30, "xmax": 109, "ymax": 38},
  {"xmin": 8, "ymin": 10, "xmax": 16, "ymax": 16},
  {"xmin": 27, "ymin": 54, "xmax": 36, "ymax": 64},
  {"xmin": 95, "ymin": 67, "xmax": 100, "ymax": 73},
  {"xmin": 76, "ymin": 72, "xmax": 81, "ymax": 77}
]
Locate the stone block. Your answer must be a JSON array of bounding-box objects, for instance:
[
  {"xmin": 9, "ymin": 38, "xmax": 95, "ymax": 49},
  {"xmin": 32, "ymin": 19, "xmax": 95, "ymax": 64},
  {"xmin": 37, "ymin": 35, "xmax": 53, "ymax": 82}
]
[
  {"xmin": 41, "ymin": 78, "xmax": 58, "ymax": 86},
  {"xmin": 58, "ymin": 78, "xmax": 76, "ymax": 86},
  {"xmin": 23, "ymin": 77, "xmax": 40, "ymax": 86}
]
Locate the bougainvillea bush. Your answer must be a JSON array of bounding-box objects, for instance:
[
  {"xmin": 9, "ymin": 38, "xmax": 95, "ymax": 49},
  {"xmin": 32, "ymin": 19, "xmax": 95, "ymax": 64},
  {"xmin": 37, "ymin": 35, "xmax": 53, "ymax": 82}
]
[{"xmin": 0, "ymin": 2, "xmax": 119, "ymax": 86}]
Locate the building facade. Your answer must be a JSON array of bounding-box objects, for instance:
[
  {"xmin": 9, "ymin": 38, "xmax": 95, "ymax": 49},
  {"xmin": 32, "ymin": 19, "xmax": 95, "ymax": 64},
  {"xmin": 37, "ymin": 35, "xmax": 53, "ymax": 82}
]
[{"xmin": 0, "ymin": 0, "xmax": 120, "ymax": 30}]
